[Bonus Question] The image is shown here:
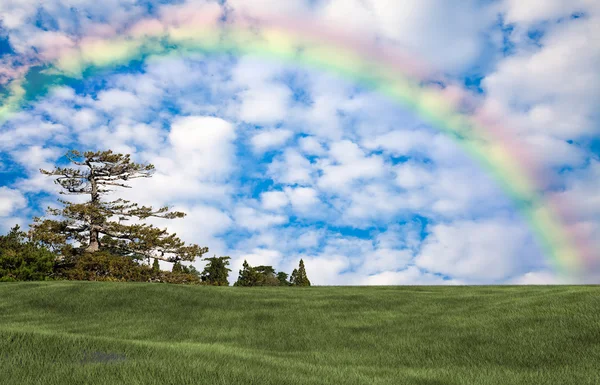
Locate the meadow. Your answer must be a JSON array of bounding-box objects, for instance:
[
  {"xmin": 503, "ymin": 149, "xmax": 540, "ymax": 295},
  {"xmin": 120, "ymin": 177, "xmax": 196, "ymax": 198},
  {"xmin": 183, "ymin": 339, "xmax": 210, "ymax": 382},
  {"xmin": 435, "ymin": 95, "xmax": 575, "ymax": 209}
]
[{"xmin": 0, "ymin": 282, "xmax": 598, "ymax": 384}]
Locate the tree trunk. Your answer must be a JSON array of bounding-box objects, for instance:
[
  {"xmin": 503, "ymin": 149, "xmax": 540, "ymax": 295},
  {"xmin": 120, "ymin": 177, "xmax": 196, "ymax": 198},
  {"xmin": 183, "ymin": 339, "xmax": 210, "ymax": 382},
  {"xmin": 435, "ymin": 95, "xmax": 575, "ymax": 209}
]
[{"xmin": 86, "ymin": 229, "xmax": 100, "ymax": 252}]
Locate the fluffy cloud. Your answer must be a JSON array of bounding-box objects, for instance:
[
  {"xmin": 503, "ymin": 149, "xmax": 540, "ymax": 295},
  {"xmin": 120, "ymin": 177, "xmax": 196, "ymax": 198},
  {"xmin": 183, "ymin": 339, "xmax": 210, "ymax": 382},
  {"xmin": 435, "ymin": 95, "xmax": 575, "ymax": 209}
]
[
  {"xmin": 318, "ymin": 140, "xmax": 386, "ymax": 192},
  {"xmin": 168, "ymin": 116, "xmax": 237, "ymax": 178},
  {"xmin": 234, "ymin": 206, "xmax": 288, "ymax": 231},
  {"xmin": 0, "ymin": 187, "xmax": 26, "ymax": 217},
  {"xmin": 415, "ymin": 219, "xmax": 540, "ymax": 282},
  {"xmin": 250, "ymin": 128, "xmax": 294, "ymax": 154}
]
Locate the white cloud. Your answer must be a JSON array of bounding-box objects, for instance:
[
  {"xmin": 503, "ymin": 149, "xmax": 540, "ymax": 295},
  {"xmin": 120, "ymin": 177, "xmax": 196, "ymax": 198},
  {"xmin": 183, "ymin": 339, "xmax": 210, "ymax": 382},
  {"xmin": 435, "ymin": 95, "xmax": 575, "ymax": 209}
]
[
  {"xmin": 318, "ymin": 0, "xmax": 494, "ymax": 72},
  {"xmin": 268, "ymin": 149, "xmax": 314, "ymax": 185},
  {"xmin": 318, "ymin": 140, "xmax": 386, "ymax": 192},
  {"xmin": 501, "ymin": 0, "xmax": 598, "ymax": 25},
  {"xmin": 250, "ymin": 128, "xmax": 294, "ymax": 154},
  {"xmin": 415, "ymin": 219, "xmax": 539, "ymax": 282},
  {"xmin": 234, "ymin": 206, "xmax": 288, "ymax": 231},
  {"xmin": 482, "ymin": 13, "xmax": 600, "ymax": 140},
  {"xmin": 298, "ymin": 136, "xmax": 326, "ymax": 156},
  {"xmin": 238, "ymin": 84, "xmax": 291, "ymax": 124},
  {"xmin": 359, "ymin": 266, "xmax": 463, "ymax": 285},
  {"xmin": 95, "ymin": 89, "xmax": 142, "ymax": 112},
  {"xmin": 284, "ymin": 186, "xmax": 320, "ymax": 212},
  {"xmin": 261, "ymin": 190, "xmax": 289, "ymax": 211},
  {"xmin": 0, "ymin": 187, "xmax": 27, "ymax": 217},
  {"xmin": 510, "ymin": 271, "xmax": 562, "ymax": 285},
  {"xmin": 150, "ymin": 204, "xmax": 233, "ymax": 260},
  {"xmin": 168, "ymin": 116, "xmax": 237, "ymax": 178}
]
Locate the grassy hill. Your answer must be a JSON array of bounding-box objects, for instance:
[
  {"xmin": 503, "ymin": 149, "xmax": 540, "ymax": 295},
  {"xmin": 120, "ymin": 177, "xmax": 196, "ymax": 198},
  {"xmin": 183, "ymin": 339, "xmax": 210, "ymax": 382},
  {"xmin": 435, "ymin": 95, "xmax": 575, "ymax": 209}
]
[{"xmin": 0, "ymin": 282, "xmax": 598, "ymax": 384}]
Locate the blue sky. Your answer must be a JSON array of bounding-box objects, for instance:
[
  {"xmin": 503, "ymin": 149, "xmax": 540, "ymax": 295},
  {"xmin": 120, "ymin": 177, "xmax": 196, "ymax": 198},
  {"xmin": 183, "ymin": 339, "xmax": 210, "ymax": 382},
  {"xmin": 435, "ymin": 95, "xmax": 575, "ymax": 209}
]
[{"xmin": 0, "ymin": 0, "xmax": 599, "ymax": 284}]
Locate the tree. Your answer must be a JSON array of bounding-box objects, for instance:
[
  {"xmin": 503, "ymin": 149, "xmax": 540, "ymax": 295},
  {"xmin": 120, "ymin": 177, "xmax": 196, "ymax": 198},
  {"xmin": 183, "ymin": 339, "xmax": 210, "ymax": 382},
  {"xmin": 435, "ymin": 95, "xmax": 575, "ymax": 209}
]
[
  {"xmin": 201, "ymin": 256, "xmax": 231, "ymax": 286},
  {"xmin": 289, "ymin": 268, "xmax": 298, "ymax": 285},
  {"xmin": 291, "ymin": 259, "xmax": 311, "ymax": 286},
  {"xmin": 234, "ymin": 260, "xmax": 258, "ymax": 287},
  {"xmin": 172, "ymin": 261, "xmax": 183, "ymax": 274},
  {"xmin": 0, "ymin": 225, "xmax": 56, "ymax": 281},
  {"xmin": 254, "ymin": 265, "xmax": 280, "ymax": 286},
  {"xmin": 234, "ymin": 261, "xmax": 282, "ymax": 286},
  {"xmin": 276, "ymin": 271, "xmax": 290, "ymax": 286},
  {"xmin": 152, "ymin": 258, "xmax": 160, "ymax": 273},
  {"xmin": 29, "ymin": 150, "xmax": 208, "ymax": 264}
]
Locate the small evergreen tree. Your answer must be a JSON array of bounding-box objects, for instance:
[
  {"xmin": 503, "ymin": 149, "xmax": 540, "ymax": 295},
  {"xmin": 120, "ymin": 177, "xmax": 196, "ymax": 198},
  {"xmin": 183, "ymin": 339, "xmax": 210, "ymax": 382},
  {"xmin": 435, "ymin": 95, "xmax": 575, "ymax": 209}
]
[
  {"xmin": 172, "ymin": 260, "xmax": 182, "ymax": 274},
  {"xmin": 289, "ymin": 268, "xmax": 298, "ymax": 285},
  {"xmin": 234, "ymin": 260, "xmax": 258, "ymax": 286},
  {"xmin": 152, "ymin": 258, "xmax": 160, "ymax": 273},
  {"xmin": 292, "ymin": 259, "xmax": 311, "ymax": 286},
  {"xmin": 201, "ymin": 256, "xmax": 231, "ymax": 286}
]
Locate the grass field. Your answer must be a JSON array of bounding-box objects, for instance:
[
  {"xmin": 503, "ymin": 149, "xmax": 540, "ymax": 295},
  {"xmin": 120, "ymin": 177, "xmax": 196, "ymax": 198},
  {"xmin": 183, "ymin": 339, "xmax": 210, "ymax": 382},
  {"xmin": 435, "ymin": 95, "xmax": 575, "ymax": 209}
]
[{"xmin": 0, "ymin": 282, "xmax": 598, "ymax": 385}]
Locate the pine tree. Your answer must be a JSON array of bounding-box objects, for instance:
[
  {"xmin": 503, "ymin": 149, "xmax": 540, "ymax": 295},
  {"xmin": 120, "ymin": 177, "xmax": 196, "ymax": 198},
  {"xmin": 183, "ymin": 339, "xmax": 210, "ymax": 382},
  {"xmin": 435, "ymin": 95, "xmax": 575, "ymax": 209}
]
[
  {"xmin": 289, "ymin": 268, "xmax": 298, "ymax": 285},
  {"xmin": 234, "ymin": 260, "xmax": 258, "ymax": 286},
  {"xmin": 201, "ymin": 256, "xmax": 231, "ymax": 286},
  {"xmin": 292, "ymin": 259, "xmax": 311, "ymax": 286},
  {"xmin": 29, "ymin": 150, "xmax": 208, "ymax": 263},
  {"xmin": 172, "ymin": 261, "xmax": 182, "ymax": 274}
]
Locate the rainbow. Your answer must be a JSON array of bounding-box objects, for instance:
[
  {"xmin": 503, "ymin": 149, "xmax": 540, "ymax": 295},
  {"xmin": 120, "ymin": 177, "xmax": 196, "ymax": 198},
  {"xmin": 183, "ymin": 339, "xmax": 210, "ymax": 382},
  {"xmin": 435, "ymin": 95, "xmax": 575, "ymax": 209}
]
[{"xmin": 0, "ymin": 5, "xmax": 593, "ymax": 280}]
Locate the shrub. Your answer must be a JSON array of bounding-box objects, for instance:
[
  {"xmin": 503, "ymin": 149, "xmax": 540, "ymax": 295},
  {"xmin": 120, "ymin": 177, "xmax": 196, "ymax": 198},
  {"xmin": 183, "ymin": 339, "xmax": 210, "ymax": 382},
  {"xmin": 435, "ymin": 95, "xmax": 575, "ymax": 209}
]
[
  {"xmin": 63, "ymin": 251, "xmax": 154, "ymax": 282},
  {"xmin": 0, "ymin": 225, "xmax": 56, "ymax": 281}
]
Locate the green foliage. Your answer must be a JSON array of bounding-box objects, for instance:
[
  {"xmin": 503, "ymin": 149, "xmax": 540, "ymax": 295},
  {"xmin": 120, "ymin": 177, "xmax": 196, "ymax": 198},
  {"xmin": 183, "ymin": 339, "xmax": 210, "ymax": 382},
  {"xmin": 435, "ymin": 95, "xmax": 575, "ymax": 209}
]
[
  {"xmin": 201, "ymin": 256, "xmax": 231, "ymax": 286},
  {"xmin": 289, "ymin": 268, "xmax": 298, "ymax": 286},
  {"xmin": 156, "ymin": 271, "xmax": 202, "ymax": 285},
  {"xmin": 234, "ymin": 261, "xmax": 281, "ymax": 286},
  {"xmin": 0, "ymin": 225, "xmax": 56, "ymax": 281},
  {"xmin": 233, "ymin": 260, "xmax": 258, "ymax": 287},
  {"xmin": 29, "ymin": 149, "xmax": 208, "ymax": 263},
  {"xmin": 172, "ymin": 261, "xmax": 182, "ymax": 274},
  {"xmin": 276, "ymin": 272, "xmax": 290, "ymax": 286},
  {"xmin": 63, "ymin": 251, "xmax": 154, "ymax": 282},
  {"xmin": 291, "ymin": 259, "xmax": 311, "ymax": 286},
  {"xmin": 152, "ymin": 258, "xmax": 160, "ymax": 273},
  {"xmin": 254, "ymin": 265, "xmax": 280, "ymax": 286},
  {"xmin": 59, "ymin": 252, "xmax": 201, "ymax": 284}
]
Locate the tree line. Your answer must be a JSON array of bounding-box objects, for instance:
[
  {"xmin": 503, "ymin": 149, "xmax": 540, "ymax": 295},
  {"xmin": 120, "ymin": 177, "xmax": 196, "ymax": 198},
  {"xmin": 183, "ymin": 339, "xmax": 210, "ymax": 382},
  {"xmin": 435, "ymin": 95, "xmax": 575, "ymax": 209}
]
[{"xmin": 0, "ymin": 150, "xmax": 310, "ymax": 286}]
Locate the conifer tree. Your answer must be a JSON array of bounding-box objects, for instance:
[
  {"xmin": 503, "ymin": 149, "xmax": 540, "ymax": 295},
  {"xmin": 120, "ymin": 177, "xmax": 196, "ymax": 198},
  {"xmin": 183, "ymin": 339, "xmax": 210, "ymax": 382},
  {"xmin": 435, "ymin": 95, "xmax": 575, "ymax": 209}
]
[
  {"xmin": 289, "ymin": 268, "xmax": 298, "ymax": 285},
  {"xmin": 152, "ymin": 258, "xmax": 160, "ymax": 273},
  {"xmin": 291, "ymin": 259, "xmax": 311, "ymax": 286},
  {"xmin": 234, "ymin": 260, "xmax": 258, "ymax": 286},
  {"xmin": 172, "ymin": 261, "xmax": 183, "ymax": 274},
  {"xmin": 29, "ymin": 150, "xmax": 208, "ymax": 263},
  {"xmin": 201, "ymin": 256, "xmax": 231, "ymax": 286}
]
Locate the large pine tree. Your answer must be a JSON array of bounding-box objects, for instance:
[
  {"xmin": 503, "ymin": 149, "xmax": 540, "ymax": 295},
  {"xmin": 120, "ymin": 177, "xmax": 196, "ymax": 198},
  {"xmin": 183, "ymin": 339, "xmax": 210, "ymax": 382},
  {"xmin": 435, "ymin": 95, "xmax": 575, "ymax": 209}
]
[{"xmin": 29, "ymin": 150, "xmax": 208, "ymax": 263}]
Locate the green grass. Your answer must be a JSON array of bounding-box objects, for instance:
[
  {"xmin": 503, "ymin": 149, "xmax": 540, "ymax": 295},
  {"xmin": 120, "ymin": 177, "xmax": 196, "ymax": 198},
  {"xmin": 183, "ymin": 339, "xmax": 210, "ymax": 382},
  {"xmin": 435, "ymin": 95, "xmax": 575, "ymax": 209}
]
[{"xmin": 0, "ymin": 282, "xmax": 599, "ymax": 384}]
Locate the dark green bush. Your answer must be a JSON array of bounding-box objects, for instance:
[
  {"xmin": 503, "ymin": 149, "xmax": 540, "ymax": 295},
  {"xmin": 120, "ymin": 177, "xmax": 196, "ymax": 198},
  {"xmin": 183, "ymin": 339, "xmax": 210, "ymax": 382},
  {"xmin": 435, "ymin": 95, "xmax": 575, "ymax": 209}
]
[{"xmin": 0, "ymin": 226, "xmax": 56, "ymax": 281}]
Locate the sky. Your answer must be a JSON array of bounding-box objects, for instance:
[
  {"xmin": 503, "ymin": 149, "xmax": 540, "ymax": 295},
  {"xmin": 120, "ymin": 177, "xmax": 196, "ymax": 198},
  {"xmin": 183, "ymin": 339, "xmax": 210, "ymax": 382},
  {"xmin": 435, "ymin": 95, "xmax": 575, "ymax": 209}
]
[{"xmin": 0, "ymin": 0, "xmax": 599, "ymax": 285}]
